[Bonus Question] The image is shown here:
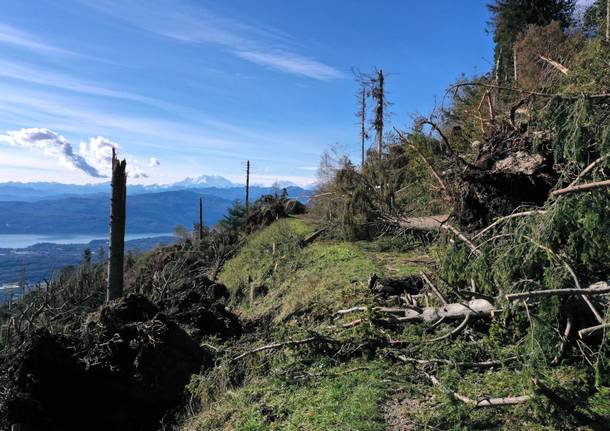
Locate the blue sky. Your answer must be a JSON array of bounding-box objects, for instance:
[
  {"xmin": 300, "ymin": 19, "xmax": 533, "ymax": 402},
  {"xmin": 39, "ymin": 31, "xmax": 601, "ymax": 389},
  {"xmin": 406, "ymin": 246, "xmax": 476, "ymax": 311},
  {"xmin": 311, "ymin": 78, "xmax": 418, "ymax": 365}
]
[{"xmin": 0, "ymin": 0, "xmax": 493, "ymax": 186}]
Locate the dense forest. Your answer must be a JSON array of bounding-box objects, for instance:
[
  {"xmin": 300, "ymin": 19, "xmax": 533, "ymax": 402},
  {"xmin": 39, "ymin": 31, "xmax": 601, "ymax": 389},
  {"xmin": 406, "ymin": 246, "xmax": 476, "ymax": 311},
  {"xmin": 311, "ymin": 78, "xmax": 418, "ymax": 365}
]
[{"xmin": 1, "ymin": 0, "xmax": 610, "ymax": 429}]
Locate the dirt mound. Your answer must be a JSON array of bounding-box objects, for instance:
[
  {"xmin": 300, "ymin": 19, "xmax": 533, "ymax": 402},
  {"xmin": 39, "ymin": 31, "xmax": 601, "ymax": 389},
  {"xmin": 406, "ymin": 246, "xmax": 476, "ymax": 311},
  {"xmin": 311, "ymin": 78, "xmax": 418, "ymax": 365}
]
[
  {"xmin": 454, "ymin": 129, "xmax": 558, "ymax": 228},
  {"xmin": 154, "ymin": 278, "xmax": 241, "ymax": 340},
  {"xmin": 132, "ymin": 246, "xmax": 241, "ymax": 340},
  {"xmin": 1, "ymin": 294, "xmax": 208, "ymax": 431}
]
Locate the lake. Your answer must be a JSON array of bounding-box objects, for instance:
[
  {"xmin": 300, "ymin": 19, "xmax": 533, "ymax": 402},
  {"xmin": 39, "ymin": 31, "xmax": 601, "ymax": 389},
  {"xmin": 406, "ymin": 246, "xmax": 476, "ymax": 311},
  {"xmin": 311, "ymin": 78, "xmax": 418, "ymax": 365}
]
[{"xmin": 0, "ymin": 233, "xmax": 174, "ymax": 249}]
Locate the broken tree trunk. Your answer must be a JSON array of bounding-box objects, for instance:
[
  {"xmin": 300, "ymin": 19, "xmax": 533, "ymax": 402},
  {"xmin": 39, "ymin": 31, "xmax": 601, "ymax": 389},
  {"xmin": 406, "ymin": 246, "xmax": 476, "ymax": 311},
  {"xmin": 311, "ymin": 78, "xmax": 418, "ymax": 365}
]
[
  {"xmin": 335, "ymin": 298, "xmax": 495, "ymax": 324},
  {"xmin": 385, "ymin": 214, "xmax": 450, "ymax": 232},
  {"xmin": 107, "ymin": 149, "xmax": 127, "ymax": 302},
  {"xmin": 538, "ymin": 55, "xmax": 569, "ymax": 75}
]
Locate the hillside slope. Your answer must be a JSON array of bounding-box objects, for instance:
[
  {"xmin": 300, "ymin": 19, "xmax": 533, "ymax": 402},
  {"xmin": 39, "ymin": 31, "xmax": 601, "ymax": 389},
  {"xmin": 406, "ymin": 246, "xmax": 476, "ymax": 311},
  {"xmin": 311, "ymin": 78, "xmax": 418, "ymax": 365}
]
[{"xmin": 180, "ymin": 217, "xmax": 610, "ymax": 430}]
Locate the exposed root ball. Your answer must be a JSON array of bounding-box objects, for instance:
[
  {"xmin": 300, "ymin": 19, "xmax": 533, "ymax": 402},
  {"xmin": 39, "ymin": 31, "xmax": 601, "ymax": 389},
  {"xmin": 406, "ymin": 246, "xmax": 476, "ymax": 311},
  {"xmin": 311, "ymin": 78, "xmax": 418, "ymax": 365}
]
[
  {"xmin": 1, "ymin": 295, "xmax": 208, "ymax": 431},
  {"xmin": 455, "ymin": 129, "xmax": 558, "ymax": 228}
]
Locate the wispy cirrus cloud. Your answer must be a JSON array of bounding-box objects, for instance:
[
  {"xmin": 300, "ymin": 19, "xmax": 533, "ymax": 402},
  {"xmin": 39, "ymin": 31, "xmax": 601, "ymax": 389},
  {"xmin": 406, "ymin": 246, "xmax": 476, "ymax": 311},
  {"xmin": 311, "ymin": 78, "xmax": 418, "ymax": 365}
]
[
  {"xmin": 0, "ymin": 22, "xmax": 77, "ymax": 57},
  {"xmin": 235, "ymin": 50, "xmax": 344, "ymax": 80},
  {"xmin": 0, "ymin": 58, "xmax": 158, "ymax": 105},
  {"xmin": 80, "ymin": 0, "xmax": 344, "ymax": 81}
]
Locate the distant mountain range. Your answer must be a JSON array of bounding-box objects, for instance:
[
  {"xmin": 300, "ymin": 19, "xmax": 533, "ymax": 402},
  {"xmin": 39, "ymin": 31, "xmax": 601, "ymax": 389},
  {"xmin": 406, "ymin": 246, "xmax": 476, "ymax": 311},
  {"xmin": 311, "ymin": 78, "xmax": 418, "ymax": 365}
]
[
  {"xmin": 0, "ymin": 180, "xmax": 311, "ymax": 235},
  {"xmin": 0, "ymin": 175, "xmax": 313, "ymax": 202}
]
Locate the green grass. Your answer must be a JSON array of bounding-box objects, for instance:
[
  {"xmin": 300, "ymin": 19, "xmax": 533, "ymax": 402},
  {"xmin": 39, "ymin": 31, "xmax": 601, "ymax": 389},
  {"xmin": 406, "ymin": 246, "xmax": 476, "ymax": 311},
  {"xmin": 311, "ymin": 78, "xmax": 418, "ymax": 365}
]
[
  {"xmin": 220, "ymin": 218, "xmax": 380, "ymax": 323},
  {"xmin": 183, "ymin": 359, "xmax": 389, "ymax": 431}
]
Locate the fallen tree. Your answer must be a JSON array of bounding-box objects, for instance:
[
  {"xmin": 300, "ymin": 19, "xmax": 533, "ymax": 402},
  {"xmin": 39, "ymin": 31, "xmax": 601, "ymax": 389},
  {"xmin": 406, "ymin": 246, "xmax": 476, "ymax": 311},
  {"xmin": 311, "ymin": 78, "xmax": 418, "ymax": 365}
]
[{"xmin": 335, "ymin": 298, "xmax": 495, "ymax": 323}]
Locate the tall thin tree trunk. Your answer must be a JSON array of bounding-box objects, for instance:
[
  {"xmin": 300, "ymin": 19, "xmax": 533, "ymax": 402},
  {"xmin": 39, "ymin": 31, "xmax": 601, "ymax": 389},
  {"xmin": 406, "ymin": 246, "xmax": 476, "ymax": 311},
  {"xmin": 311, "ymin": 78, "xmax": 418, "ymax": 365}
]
[
  {"xmin": 199, "ymin": 197, "xmax": 204, "ymax": 240},
  {"xmin": 107, "ymin": 148, "xmax": 127, "ymax": 302},
  {"xmin": 606, "ymin": 0, "xmax": 610, "ymax": 42},
  {"xmin": 245, "ymin": 160, "xmax": 250, "ymax": 213},
  {"xmin": 360, "ymin": 87, "xmax": 366, "ymax": 167},
  {"xmin": 513, "ymin": 47, "xmax": 518, "ymax": 82},
  {"xmin": 375, "ymin": 69, "xmax": 384, "ymax": 159}
]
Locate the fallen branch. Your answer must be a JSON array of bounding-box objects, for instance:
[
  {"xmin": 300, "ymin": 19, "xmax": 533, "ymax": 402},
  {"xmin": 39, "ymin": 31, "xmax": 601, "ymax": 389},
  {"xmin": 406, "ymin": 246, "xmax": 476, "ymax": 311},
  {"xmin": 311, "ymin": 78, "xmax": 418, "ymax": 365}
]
[
  {"xmin": 416, "ymin": 120, "xmax": 472, "ymax": 167},
  {"xmin": 550, "ymin": 179, "xmax": 610, "ymax": 197},
  {"xmin": 538, "ymin": 55, "xmax": 569, "ymax": 75},
  {"xmin": 527, "ymin": 238, "xmax": 605, "ymax": 324},
  {"xmin": 420, "ymin": 272, "xmax": 448, "ymax": 305},
  {"xmin": 567, "ymin": 155, "xmax": 609, "ymax": 189},
  {"xmin": 339, "ymin": 299, "xmax": 495, "ymax": 324},
  {"xmin": 578, "ymin": 323, "xmax": 610, "ymax": 339},
  {"xmin": 233, "ymin": 336, "xmax": 320, "ymax": 361},
  {"xmin": 506, "ymin": 282, "xmax": 610, "ymax": 301},
  {"xmin": 334, "ymin": 305, "xmax": 423, "ymax": 318},
  {"xmin": 396, "ymin": 355, "xmax": 517, "ymax": 369},
  {"xmin": 430, "ymin": 313, "xmax": 470, "ymax": 342},
  {"xmin": 395, "ymin": 128, "xmax": 451, "ymax": 196},
  {"xmin": 299, "ymin": 227, "xmax": 327, "ymax": 247},
  {"xmin": 473, "ymin": 210, "xmax": 547, "ymax": 239},
  {"xmin": 442, "ymin": 223, "xmax": 482, "ymax": 256},
  {"xmin": 426, "ymin": 372, "xmax": 531, "ymax": 407}
]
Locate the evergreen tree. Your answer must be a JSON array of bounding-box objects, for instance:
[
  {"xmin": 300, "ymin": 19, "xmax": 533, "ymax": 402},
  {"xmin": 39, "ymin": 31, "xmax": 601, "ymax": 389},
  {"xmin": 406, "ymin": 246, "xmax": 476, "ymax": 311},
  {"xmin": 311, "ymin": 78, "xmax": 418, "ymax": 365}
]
[{"xmin": 488, "ymin": 0, "xmax": 576, "ymax": 83}]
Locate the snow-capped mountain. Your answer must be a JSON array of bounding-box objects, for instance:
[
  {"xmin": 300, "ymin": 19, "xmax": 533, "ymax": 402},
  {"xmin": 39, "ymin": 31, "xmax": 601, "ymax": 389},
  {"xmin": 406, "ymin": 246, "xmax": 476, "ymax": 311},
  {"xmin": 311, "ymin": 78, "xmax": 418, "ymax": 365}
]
[{"xmin": 171, "ymin": 175, "xmax": 237, "ymax": 188}]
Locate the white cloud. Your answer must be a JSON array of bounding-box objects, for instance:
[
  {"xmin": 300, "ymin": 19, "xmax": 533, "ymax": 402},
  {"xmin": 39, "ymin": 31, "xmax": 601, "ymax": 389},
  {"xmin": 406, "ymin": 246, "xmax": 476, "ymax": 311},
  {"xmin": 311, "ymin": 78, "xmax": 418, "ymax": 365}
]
[
  {"xmin": 0, "ymin": 128, "xmax": 104, "ymax": 177},
  {"xmin": 0, "ymin": 128, "xmax": 157, "ymax": 179},
  {"xmin": 148, "ymin": 157, "xmax": 160, "ymax": 167},
  {"xmin": 79, "ymin": 136, "xmax": 118, "ymax": 176}
]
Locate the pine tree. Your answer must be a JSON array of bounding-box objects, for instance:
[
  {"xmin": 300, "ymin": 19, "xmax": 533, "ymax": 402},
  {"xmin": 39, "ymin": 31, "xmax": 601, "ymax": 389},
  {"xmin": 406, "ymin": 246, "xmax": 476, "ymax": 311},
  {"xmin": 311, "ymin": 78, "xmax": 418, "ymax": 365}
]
[
  {"xmin": 372, "ymin": 69, "xmax": 385, "ymax": 158},
  {"xmin": 488, "ymin": 0, "xmax": 576, "ymax": 82}
]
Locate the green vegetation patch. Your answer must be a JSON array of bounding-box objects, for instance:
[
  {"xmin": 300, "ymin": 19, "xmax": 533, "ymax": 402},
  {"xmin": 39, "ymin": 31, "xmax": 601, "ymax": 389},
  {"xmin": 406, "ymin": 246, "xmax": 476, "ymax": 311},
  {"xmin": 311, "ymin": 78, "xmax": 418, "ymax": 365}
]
[
  {"xmin": 184, "ymin": 358, "xmax": 389, "ymax": 431},
  {"xmin": 220, "ymin": 218, "xmax": 380, "ymax": 323}
]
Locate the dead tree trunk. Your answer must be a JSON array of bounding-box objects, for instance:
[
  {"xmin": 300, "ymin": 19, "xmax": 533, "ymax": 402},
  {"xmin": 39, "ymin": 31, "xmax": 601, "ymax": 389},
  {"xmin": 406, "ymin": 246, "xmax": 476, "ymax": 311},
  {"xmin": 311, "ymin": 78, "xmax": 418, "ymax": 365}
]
[
  {"xmin": 245, "ymin": 160, "xmax": 250, "ymax": 214},
  {"xmin": 513, "ymin": 47, "xmax": 518, "ymax": 82},
  {"xmin": 199, "ymin": 197, "xmax": 204, "ymax": 241},
  {"xmin": 607, "ymin": 0, "xmax": 610, "ymax": 43},
  {"xmin": 359, "ymin": 87, "xmax": 366, "ymax": 167},
  {"xmin": 107, "ymin": 149, "xmax": 127, "ymax": 302}
]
